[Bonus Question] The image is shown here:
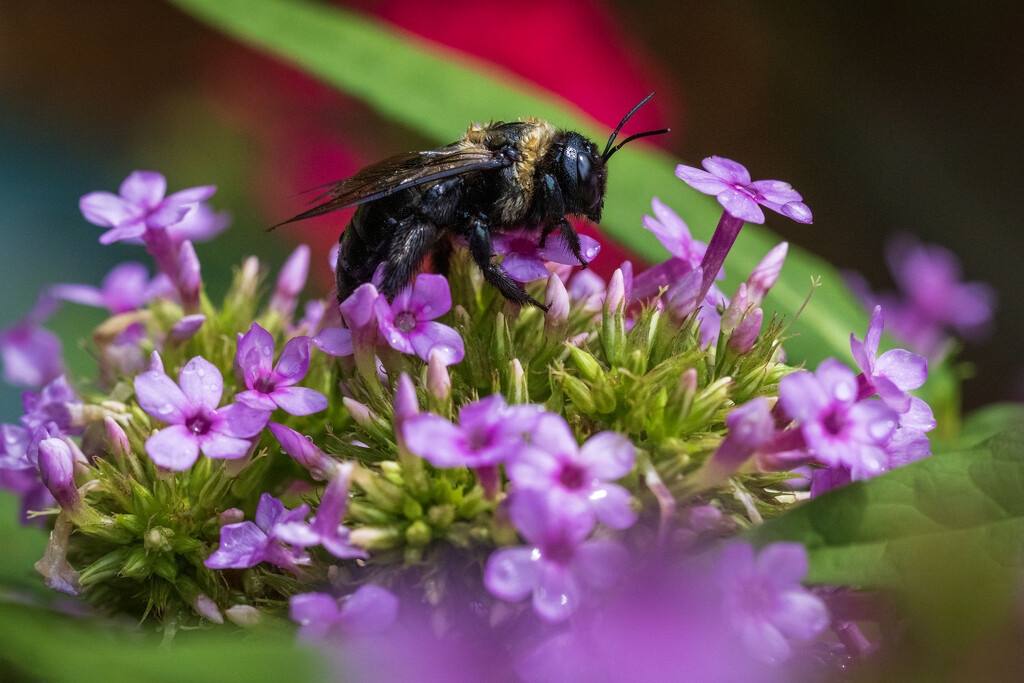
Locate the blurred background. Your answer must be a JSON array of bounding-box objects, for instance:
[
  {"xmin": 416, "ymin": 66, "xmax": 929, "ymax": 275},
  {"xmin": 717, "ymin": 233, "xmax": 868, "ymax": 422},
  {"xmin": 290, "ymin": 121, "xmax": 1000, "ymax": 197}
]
[{"xmin": 1, "ymin": 0, "xmax": 1021, "ymax": 420}]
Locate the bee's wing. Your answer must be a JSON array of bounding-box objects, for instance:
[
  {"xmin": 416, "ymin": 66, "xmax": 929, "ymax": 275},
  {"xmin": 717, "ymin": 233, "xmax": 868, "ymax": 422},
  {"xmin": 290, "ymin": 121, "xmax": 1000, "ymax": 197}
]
[{"xmin": 270, "ymin": 143, "xmax": 510, "ymax": 229}]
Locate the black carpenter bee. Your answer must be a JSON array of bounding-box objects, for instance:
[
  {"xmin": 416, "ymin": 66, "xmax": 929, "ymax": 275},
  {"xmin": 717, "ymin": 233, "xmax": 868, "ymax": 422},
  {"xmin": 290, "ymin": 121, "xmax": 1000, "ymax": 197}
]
[{"xmin": 273, "ymin": 93, "xmax": 668, "ymax": 309}]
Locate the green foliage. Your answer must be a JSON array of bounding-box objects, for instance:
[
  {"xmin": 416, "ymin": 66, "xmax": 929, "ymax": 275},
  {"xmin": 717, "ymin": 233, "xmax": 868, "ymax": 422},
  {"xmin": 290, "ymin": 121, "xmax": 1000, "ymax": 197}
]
[
  {"xmin": 0, "ymin": 601, "xmax": 327, "ymax": 683},
  {"xmin": 750, "ymin": 424, "xmax": 1024, "ymax": 660}
]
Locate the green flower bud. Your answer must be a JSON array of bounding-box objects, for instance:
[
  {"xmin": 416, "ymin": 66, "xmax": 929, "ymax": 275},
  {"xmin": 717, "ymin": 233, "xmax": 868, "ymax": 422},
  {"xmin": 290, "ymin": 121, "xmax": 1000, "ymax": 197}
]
[
  {"xmin": 77, "ymin": 547, "xmax": 132, "ymax": 586},
  {"xmin": 350, "ymin": 526, "xmax": 403, "ymax": 551},
  {"xmin": 120, "ymin": 545, "xmax": 151, "ymax": 580},
  {"xmin": 144, "ymin": 526, "xmax": 175, "ymax": 553},
  {"xmin": 405, "ymin": 520, "xmax": 432, "ymax": 547},
  {"xmin": 566, "ymin": 345, "xmax": 602, "ymax": 382},
  {"xmin": 427, "ymin": 504, "xmax": 456, "ymax": 528},
  {"xmin": 152, "ymin": 554, "xmax": 179, "ymax": 582},
  {"xmin": 592, "ymin": 381, "xmax": 617, "ymax": 414},
  {"xmin": 403, "ymin": 498, "xmax": 425, "ymax": 520},
  {"xmin": 560, "ymin": 374, "xmax": 597, "ymax": 414}
]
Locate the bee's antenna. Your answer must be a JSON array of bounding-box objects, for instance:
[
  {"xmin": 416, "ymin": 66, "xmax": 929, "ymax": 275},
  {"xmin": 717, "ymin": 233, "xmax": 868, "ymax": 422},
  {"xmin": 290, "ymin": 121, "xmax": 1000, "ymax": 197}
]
[
  {"xmin": 602, "ymin": 127, "xmax": 671, "ymax": 161},
  {"xmin": 602, "ymin": 92, "xmax": 660, "ymax": 160}
]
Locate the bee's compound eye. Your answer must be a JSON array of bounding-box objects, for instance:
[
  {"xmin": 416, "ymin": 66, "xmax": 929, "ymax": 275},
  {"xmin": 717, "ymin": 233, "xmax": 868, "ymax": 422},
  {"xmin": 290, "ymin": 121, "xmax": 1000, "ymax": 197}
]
[{"xmin": 576, "ymin": 153, "xmax": 591, "ymax": 184}]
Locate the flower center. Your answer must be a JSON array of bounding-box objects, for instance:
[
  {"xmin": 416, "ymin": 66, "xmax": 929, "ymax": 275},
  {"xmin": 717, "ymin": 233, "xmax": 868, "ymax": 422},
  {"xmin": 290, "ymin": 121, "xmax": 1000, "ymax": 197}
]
[
  {"xmin": 557, "ymin": 462, "xmax": 586, "ymax": 491},
  {"xmin": 253, "ymin": 376, "xmax": 277, "ymax": 394},
  {"xmin": 465, "ymin": 426, "xmax": 494, "ymax": 452},
  {"xmin": 542, "ymin": 536, "xmax": 577, "ymax": 566},
  {"xmin": 185, "ymin": 410, "xmax": 214, "ymax": 436},
  {"xmin": 822, "ymin": 406, "xmax": 847, "ymax": 436},
  {"xmin": 508, "ymin": 236, "xmax": 535, "ymax": 255},
  {"xmin": 394, "ymin": 311, "xmax": 418, "ymax": 334}
]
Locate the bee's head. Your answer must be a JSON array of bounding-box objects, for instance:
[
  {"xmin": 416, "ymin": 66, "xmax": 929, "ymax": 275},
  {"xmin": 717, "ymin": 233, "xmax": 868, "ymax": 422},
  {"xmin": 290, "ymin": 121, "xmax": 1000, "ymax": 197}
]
[{"xmin": 556, "ymin": 131, "xmax": 608, "ymax": 222}]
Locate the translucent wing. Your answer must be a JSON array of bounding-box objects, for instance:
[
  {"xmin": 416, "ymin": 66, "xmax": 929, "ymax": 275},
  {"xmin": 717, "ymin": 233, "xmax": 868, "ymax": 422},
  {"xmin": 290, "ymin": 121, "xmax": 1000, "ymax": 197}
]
[{"xmin": 270, "ymin": 142, "xmax": 510, "ymax": 229}]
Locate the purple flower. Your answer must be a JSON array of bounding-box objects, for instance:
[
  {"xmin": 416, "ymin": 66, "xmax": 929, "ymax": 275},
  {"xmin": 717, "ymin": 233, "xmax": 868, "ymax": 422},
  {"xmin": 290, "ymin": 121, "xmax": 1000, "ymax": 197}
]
[
  {"xmin": 401, "ymin": 395, "xmax": 542, "ymax": 468},
  {"xmin": 290, "ymin": 585, "xmax": 399, "ymax": 640},
  {"xmin": 491, "ymin": 228, "xmax": 601, "ymax": 282},
  {"xmin": 79, "ymin": 170, "xmax": 217, "ymax": 245},
  {"xmin": 850, "ymin": 306, "xmax": 930, "ymax": 416},
  {"xmin": 675, "ymin": 157, "xmax": 812, "ymax": 225},
  {"xmin": 485, "ymin": 489, "xmax": 628, "ymax": 622},
  {"xmin": 310, "ymin": 327, "xmax": 354, "ymax": 357},
  {"xmin": 778, "ymin": 359, "xmax": 898, "ymax": 481},
  {"xmin": 507, "ymin": 414, "xmax": 637, "ymax": 530},
  {"xmin": 307, "ymin": 464, "xmax": 367, "ymax": 560},
  {"xmin": 134, "ymin": 353, "xmax": 271, "ymax": 470},
  {"xmin": 887, "ymin": 236, "xmax": 996, "ymax": 339},
  {"xmin": 716, "ymin": 542, "xmax": 829, "ymax": 664},
  {"xmin": 375, "ymin": 274, "xmax": 464, "ymax": 365},
  {"xmin": 1, "ymin": 295, "xmax": 63, "ymax": 389},
  {"xmin": 205, "ymin": 493, "xmax": 313, "ymax": 573},
  {"xmin": 49, "ymin": 262, "xmax": 173, "ymax": 315},
  {"xmin": 235, "ymin": 323, "xmax": 327, "ymax": 416}
]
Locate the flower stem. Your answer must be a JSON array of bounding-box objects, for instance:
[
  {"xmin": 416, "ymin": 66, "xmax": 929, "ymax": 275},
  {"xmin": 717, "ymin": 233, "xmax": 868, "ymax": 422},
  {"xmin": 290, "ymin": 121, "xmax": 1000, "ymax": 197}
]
[{"xmin": 697, "ymin": 212, "xmax": 745, "ymax": 304}]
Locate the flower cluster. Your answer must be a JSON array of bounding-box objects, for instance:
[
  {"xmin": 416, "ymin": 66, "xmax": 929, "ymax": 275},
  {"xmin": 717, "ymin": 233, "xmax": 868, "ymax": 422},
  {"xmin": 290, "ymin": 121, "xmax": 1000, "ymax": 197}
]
[{"xmin": 0, "ymin": 160, "xmax": 954, "ymax": 673}]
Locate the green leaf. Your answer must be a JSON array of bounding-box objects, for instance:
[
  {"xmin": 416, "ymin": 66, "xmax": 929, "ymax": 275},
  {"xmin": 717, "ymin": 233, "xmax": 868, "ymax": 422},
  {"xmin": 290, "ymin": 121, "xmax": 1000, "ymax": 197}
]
[
  {"xmin": 749, "ymin": 426, "xmax": 1024, "ymax": 653},
  {"xmin": 0, "ymin": 601, "xmax": 329, "ymax": 683},
  {"xmin": 0, "ymin": 493, "xmax": 48, "ymax": 594},
  {"xmin": 163, "ymin": 0, "xmax": 905, "ymax": 374}
]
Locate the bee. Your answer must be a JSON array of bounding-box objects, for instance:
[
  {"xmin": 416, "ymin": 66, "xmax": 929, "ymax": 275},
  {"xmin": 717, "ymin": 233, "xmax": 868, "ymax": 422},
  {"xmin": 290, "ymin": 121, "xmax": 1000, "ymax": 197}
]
[{"xmin": 274, "ymin": 93, "xmax": 668, "ymax": 308}]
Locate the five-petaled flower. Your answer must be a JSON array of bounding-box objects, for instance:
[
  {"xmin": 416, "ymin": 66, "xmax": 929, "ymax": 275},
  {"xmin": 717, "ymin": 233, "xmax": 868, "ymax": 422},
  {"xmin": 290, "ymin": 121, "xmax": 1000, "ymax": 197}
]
[
  {"xmin": 235, "ymin": 323, "xmax": 328, "ymax": 416},
  {"xmin": 675, "ymin": 156, "xmax": 812, "ymax": 225},
  {"xmin": 375, "ymin": 273, "xmax": 465, "ymax": 365},
  {"xmin": 778, "ymin": 358, "xmax": 897, "ymax": 481},
  {"xmin": 507, "ymin": 413, "xmax": 638, "ymax": 530},
  {"xmin": 205, "ymin": 493, "xmax": 315, "ymax": 574},
  {"xmin": 485, "ymin": 489, "xmax": 628, "ymax": 622},
  {"xmin": 80, "ymin": 170, "xmax": 218, "ymax": 245},
  {"xmin": 134, "ymin": 352, "xmax": 270, "ymax": 470},
  {"xmin": 290, "ymin": 585, "xmax": 399, "ymax": 640},
  {"xmin": 716, "ymin": 542, "xmax": 829, "ymax": 664}
]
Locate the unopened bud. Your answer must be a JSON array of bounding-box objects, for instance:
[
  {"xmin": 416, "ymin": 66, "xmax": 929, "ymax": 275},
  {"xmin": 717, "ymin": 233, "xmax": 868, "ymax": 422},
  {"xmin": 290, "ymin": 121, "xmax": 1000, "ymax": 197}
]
[
  {"xmin": 566, "ymin": 345, "xmax": 602, "ymax": 382},
  {"xmin": 561, "ymin": 374, "xmax": 597, "ymax": 414},
  {"xmin": 746, "ymin": 242, "xmax": 788, "ymax": 308},
  {"xmin": 169, "ymin": 314, "xmax": 206, "ymax": 342},
  {"xmin": 104, "ymin": 416, "xmax": 130, "ymax": 457},
  {"xmin": 38, "ymin": 438, "xmax": 79, "ymax": 510},
  {"xmin": 268, "ymin": 423, "xmax": 341, "ymax": 481},
  {"xmin": 545, "ymin": 273, "xmax": 570, "ymax": 326},
  {"xmin": 720, "ymin": 283, "xmax": 749, "ymax": 336},
  {"xmin": 269, "ymin": 244, "xmax": 310, "ymax": 320},
  {"xmin": 225, "ymin": 605, "xmax": 262, "ymax": 628},
  {"xmin": 427, "ymin": 350, "xmax": 451, "ymax": 401},
  {"xmin": 177, "ymin": 239, "xmax": 201, "ymax": 313},
  {"xmin": 727, "ymin": 307, "xmax": 763, "ymax": 354}
]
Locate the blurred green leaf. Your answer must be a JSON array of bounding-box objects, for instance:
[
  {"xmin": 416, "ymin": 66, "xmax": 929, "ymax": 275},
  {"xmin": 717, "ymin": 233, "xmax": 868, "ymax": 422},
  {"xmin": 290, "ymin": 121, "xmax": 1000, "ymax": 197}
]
[
  {"xmin": 165, "ymin": 0, "xmax": 916, "ymax": 377},
  {"xmin": 749, "ymin": 426, "xmax": 1024, "ymax": 653},
  {"xmin": 0, "ymin": 493, "xmax": 48, "ymax": 593},
  {"xmin": 0, "ymin": 601, "xmax": 328, "ymax": 683},
  {"xmin": 939, "ymin": 402, "xmax": 1024, "ymax": 450}
]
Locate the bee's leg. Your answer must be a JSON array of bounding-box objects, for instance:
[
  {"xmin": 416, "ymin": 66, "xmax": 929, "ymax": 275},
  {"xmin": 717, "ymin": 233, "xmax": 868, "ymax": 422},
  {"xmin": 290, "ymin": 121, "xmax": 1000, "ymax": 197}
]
[
  {"xmin": 553, "ymin": 217, "xmax": 589, "ymax": 269},
  {"xmin": 467, "ymin": 218, "xmax": 548, "ymax": 310},
  {"xmin": 379, "ymin": 217, "xmax": 439, "ymax": 299},
  {"xmin": 536, "ymin": 175, "xmax": 566, "ymax": 249}
]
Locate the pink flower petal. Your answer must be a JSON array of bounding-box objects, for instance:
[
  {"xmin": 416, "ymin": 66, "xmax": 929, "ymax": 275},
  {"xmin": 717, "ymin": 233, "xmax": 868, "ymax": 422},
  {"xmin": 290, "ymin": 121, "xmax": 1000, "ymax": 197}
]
[
  {"xmin": 410, "ymin": 321, "xmax": 464, "ymax": 365},
  {"xmin": 146, "ymin": 425, "xmax": 200, "ymax": 470},
  {"xmin": 703, "ymin": 156, "xmax": 752, "ymax": 184},
  {"xmin": 674, "ymin": 165, "xmax": 731, "ymax": 195},
  {"xmin": 533, "ymin": 563, "xmax": 581, "ymax": 622},
  {"xmin": 579, "ymin": 431, "xmax": 635, "ymax": 479},
  {"xmin": 216, "ymin": 403, "xmax": 271, "ymax": 438},
  {"xmin": 408, "ymin": 273, "xmax": 452, "ymax": 320},
  {"xmin": 134, "ymin": 370, "xmax": 190, "ymax": 424},
  {"xmin": 484, "ymin": 547, "xmax": 537, "ymax": 601},
  {"xmin": 178, "ymin": 356, "xmax": 224, "ymax": 411},
  {"xmin": 199, "ymin": 433, "xmax": 254, "ymax": 460},
  {"xmin": 274, "ymin": 336, "xmax": 312, "ymax": 384},
  {"xmin": 271, "ymin": 386, "xmax": 328, "ymax": 416},
  {"xmin": 80, "ymin": 191, "xmax": 138, "ymax": 227},
  {"xmin": 119, "ymin": 171, "xmax": 166, "ymax": 208},
  {"xmin": 717, "ymin": 188, "xmax": 765, "ymax": 224}
]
